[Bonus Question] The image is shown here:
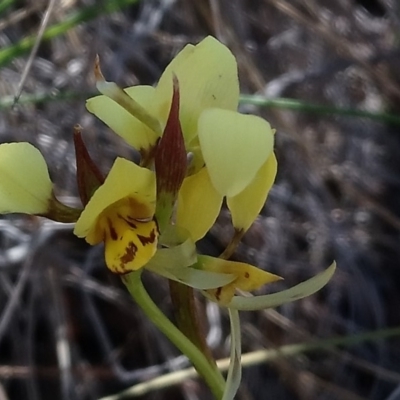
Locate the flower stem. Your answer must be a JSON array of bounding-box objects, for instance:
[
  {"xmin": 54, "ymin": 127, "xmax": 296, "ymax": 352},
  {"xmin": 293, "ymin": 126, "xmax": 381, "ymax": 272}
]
[
  {"xmin": 169, "ymin": 281, "xmax": 220, "ymax": 367},
  {"xmin": 122, "ymin": 271, "xmax": 226, "ymax": 399},
  {"xmin": 43, "ymin": 194, "xmax": 82, "ymax": 223},
  {"xmin": 219, "ymin": 230, "xmax": 244, "ymax": 260}
]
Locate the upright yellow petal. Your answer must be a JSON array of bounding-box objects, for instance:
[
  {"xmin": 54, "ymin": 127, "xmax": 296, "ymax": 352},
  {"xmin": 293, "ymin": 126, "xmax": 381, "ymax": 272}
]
[
  {"xmin": 74, "ymin": 157, "xmax": 156, "ymax": 242},
  {"xmin": 86, "ymin": 86, "xmax": 159, "ymax": 152},
  {"xmin": 227, "ymin": 153, "xmax": 277, "ymax": 232},
  {"xmin": 0, "ymin": 143, "xmax": 52, "ymax": 214},
  {"xmin": 155, "ymin": 36, "xmax": 239, "ymax": 143},
  {"xmin": 198, "ymin": 108, "xmax": 274, "ymax": 197},
  {"xmin": 176, "ymin": 167, "xmax": 223, "ymax": 242}
]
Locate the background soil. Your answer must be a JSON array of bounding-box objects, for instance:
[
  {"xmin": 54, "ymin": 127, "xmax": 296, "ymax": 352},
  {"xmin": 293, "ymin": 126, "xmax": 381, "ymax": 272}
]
[{"xmin": 1, "ymin": 0, "xmax": 400, "ymax": 399}]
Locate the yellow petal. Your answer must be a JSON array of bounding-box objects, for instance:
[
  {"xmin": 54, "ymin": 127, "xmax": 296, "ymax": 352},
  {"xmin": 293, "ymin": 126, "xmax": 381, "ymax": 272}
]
[
  {"xmin": 155, "ymin": 36, "xmax": 239, "ymax": 143},
  {"xmin": 86, "ymin": 86, "xmax": 159, "ymax": 152},
  {"xmin": 198, "ymin": 109, "xmax": 275, "ymax": 197},
  {"xmin": 198, "ymin": 255, "xmax": 282, "ymax": 305},
  {"xmin": 0, "ymin": 143, "xmax": 52, "ymax": 214},
  {"xmin": 227, "ymin": 153, "xmax": 277, "ymax": 232},
  {"xmin": 98, "ymin": 204, "xmax": 158, "ymax": 273},
  {"xmin": 74, "ymin": 158, "xmax": 156, "ymax": 242},
  {"xmin": 176, "ymin": 167, "xmax": 223, "ymax": 242}
]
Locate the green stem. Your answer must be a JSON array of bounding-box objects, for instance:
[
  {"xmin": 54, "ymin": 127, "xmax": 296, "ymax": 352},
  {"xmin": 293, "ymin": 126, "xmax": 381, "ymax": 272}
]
[
  {"xmin": 3, "ymin": 91, "xmax": 400, "ymax": 128},
  {"xmin": 219, "ymin": 229, "xmax": 244, "ymax": 260},
  {"xmin": 122, "ymin": 271, "xmax": 226, "ymax": 399},
  {"xmin": 169, "ymin": 281, "xmax": 219, "ymax": 368},
  {"xmin": 0, "ymin": 91, "xmax": 95, "ymax": 111},
  {"xmin": 239, "ymin": 95, "xmax": 400, "ymax": 126},
  {"xmin": 43, "ymin": 194, "xmax": 82, "ymax": 223}
]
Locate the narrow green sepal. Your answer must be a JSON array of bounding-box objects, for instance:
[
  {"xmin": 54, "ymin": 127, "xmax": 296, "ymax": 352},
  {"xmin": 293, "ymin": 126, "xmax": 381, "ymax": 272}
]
[
  {"xmin": 73, "ymin": 124, "xmax": 104, "ymax": 206},
  {"xmin": 219, "ymin": 262, "xmax": 337, "ymax": 310},
  {"xmin": 223, "ymin": 308, "xmax": 242, "ymax": 400}
]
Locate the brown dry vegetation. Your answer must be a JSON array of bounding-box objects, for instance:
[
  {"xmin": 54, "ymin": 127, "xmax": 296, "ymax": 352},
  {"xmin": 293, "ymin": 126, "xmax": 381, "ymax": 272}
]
[{"xmin": 1, "ymin": 1, "xmax": 400, "ymax": 399}]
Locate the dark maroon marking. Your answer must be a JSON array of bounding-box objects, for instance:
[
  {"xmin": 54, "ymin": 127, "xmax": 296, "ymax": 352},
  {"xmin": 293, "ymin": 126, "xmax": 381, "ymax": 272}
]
[
  {"xmin": 117, "ymin": 213, "xmax": 138, "ymax": 229},
  {"xmin": 126, "ymin": 220, "xmax": 138, "ymax": 229},
  {"xmin": 244, "ymin": 272, "xmax": 250, "ymax": 278},
  {"xmin": 73, "ymin": 125, "xmax": 105, "ymax": 206},
  {"xmin": 120, "ymin": 241, "xmax": 138, "ymax": 265},
  {"xmin": 137, "ymin": 228, "xmax": 157, "ymax": 246},
  {"xmin": 107, "ymin": 218, "xmax": 118, "ymax": 241},
  {"xmin": 154, "ymin": 75, "xmax": 187, "ymax": 196}
]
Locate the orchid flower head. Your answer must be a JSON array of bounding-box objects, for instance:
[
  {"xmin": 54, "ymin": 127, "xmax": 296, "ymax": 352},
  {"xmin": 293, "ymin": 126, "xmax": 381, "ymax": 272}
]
[
  {"xmin": 0, "ymin": 36, "xmax": 334, "ymax": 313},
  {"xmin": 87, "ymin": 36, "xmax": 277, "ymax": 242}
]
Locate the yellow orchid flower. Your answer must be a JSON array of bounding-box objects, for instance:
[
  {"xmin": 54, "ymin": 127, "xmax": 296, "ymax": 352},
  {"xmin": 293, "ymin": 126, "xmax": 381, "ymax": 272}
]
[
  {"xmin": 0, "ymin": 36, "xmax": 327, "ymax": 311},
  {"xmin": 0, "ymin": 36, "xmax": 336, "ymax": 400},
  {"xmin": 0, "ymin": 38, "xmax": 279, "ymax": 304},
  {"xmin": 86, "ymin": 36, "xmax": 277, "ymax": 242},
  {"xmin": 74, "ymin": 157, "xmax": 158, "ymax": 273}
]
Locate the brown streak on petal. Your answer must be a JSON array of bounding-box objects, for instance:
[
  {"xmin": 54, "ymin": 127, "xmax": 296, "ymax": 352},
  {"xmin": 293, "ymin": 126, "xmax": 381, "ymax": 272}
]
[
  {"xmin": 122, "ymin": 215, "xmax": 139, "ymax": 229},
  {"xmin": 215, "ymin": 287, "xmax": 222, "ymax": 301},
  {"xmin": 107, "ymin": 218, "xmax": 118, "ymax": 241},
  {"xmin": 126, "ymin": 220, "xmax": 138, "ymax": 229},
  {"xmin": 137, "ymin": 228, "xmax": 157, "ymax": 246},
  {"xmin": 120, "ymin": 241, "xmax": 138, "ymax": 266},
  {"xmin": 244, "ymin": 272, "xmax": 250, "ymax": 278},
  {"xmin": 117, "ymin": 213, "xmax": 138, "ymax": 229}
]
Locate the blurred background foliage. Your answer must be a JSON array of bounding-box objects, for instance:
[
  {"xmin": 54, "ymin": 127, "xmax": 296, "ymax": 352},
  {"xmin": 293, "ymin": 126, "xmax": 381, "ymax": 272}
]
[{"xmin": 1, "ymin": 0, "xmax": 400, "ymax": 399}]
